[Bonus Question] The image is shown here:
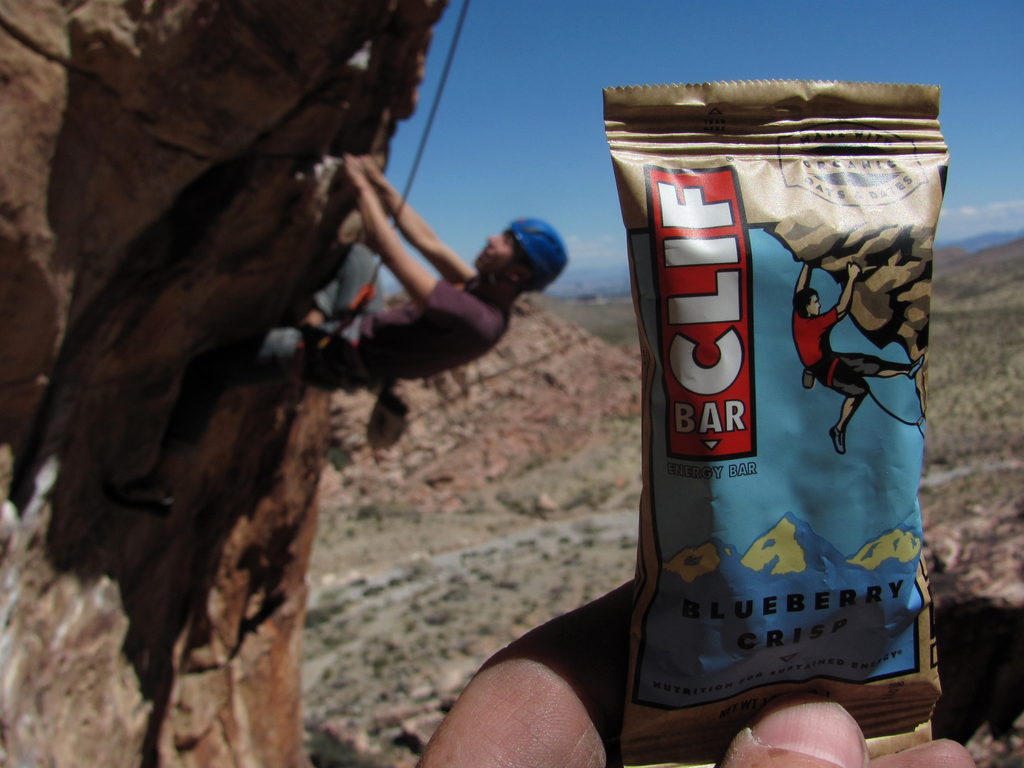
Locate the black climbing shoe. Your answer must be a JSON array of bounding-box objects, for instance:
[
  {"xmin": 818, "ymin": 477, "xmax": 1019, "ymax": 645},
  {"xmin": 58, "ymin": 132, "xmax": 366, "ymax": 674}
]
[
  {"xmin": 103, "ymin": 478, "xmax": 174, "ymax": 517},
  {"xmin": 829, "ymin": 426, "xmax": 846, "ymax": 455},
  {"xmin": 367, "ymin": 387, "xmax": 409, "ymax": 450}
]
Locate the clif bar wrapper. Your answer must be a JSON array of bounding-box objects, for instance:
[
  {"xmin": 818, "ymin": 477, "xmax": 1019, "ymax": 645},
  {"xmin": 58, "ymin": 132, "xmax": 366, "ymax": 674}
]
[{"xmin": 603, "ymin": 81, "xmax": 948, "ymax": 767}]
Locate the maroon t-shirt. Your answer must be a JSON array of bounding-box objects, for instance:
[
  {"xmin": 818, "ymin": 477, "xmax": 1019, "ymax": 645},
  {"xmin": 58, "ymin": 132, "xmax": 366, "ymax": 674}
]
[{"xmin": 357, "ymin": 279, "xmax": 508, "ymax": 381}]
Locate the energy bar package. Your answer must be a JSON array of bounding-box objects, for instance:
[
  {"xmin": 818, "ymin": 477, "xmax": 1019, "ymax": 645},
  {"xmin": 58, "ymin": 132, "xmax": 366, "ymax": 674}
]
[{"xmin": 603, "ymin": 81, "xmax": 949, "ymax": 767}]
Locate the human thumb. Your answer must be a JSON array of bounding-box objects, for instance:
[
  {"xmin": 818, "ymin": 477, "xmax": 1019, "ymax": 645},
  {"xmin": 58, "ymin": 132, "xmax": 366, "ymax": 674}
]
[{"xmin": 721, "ymin": 696, "xmax": 869, "ymax": 768}]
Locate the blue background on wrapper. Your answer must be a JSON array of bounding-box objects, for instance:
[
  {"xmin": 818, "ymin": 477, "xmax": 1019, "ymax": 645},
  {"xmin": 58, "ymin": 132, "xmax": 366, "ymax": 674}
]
[{"xmin": 630, "ymin": 229, "xmax": 926, "ymax": 709}]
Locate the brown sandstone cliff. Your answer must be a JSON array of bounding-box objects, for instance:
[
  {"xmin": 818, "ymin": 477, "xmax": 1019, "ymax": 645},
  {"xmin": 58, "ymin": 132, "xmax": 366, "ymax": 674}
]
[{"xmin": 0, "ymin": 2, "xmax": 445, "ymax": 766}]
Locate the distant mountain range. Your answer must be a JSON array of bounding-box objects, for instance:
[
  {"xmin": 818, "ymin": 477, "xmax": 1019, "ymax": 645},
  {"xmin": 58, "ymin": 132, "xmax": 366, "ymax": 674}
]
[
  {"xmin": 551, "ymin": 229, "xmax": 1024, "ymax": 300},
  {"xmin": 547, "ymin": 263, "xmax": 631, "ymax": 299},
  {"xmin": 936, "ymin": 228, "xmax": 1024, "ymax": 253}
]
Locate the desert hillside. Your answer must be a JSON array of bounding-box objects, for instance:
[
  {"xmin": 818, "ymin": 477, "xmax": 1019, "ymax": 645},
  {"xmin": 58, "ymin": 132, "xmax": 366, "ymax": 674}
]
[
  {"xmin": 302, "ymin": 241, "xmax": 1024, "ymax": 767},
  {"xmin": 305, "ymin": 295, "xmax": 643, "ymax": 768}
]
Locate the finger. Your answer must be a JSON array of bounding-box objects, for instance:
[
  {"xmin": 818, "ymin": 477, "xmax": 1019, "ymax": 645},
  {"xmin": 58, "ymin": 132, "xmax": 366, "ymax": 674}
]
[
  {"xmin": 417, "ymin": 658, "xmax": 607, "ymax": 768},
  {"xmin": 360, "ymin": 154, "xmax": 382, "ymax": 174},
  {"xmin": 871, "ymin": 739, "xmax": 976, "ymax": 768},
  {"xmin": 341, "ymin": 154, "xmax": 364, "ymax": 177},
  {"xmin": 417, "ymin": 582, "xmax": 633, "ymax": 768},
  {"xmin": 490, "ymin": 581, "xmax": 633, "ymax": 733},
  {"xmin": 722, "ymin": 696, "xmax": 869, "ymax": 768}
]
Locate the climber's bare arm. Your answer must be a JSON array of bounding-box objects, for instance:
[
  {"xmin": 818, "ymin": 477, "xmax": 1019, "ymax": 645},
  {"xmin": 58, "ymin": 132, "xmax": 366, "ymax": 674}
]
[
  {"xmin": 795, "ymin": 262, "xmax": 812, "ymax": 294},
  {"xmin": 348, "ymin": 155, "xmax": 475, "ymax": 285},
  {"xmin": 835, "ymin": 262, "xmax": 862, "ymax": 319},
  {"xmin": 344, "ymin": 157, "xmax": 437, "ymax": 307}
]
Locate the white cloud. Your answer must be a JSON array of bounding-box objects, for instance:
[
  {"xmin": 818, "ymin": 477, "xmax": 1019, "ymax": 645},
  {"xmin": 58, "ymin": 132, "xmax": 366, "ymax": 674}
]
[
  {"xmin": 562, "ymin": 232, "xmax": 629, "ymax": 272},
  {"xmin": 938, "ymin": 199, "xmax": 1024, "ymax": 240}
]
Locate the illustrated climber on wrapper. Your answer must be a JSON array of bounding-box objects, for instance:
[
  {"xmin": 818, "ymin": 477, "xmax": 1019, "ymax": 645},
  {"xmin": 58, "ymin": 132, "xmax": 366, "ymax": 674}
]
[{"xmin": 791, "ymin": 260, "xmax": 923, "ymax": 454}]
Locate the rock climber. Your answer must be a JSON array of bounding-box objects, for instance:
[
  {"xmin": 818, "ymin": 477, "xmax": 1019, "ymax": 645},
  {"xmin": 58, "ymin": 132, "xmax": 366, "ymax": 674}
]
[
  {"xmin": 105, "ymin": 154, "xmax": 568, "ymax": 514},
  {"xmin": 309, "ymin": 154, "xmax": 568, "ymax": 387},
  {"xmin": 791, "ymin": 260, "xmax": 922, "ymax": 455}
]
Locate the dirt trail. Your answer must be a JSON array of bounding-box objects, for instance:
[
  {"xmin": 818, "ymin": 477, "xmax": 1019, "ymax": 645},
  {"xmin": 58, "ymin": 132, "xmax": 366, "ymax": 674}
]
[
  {"xmin": 920, "ymin": 458, "xmax": 1024, "ymax": 488},
  {"xmin": 302, "ymin": 509, "xmax": 637, "ymax": 764}
]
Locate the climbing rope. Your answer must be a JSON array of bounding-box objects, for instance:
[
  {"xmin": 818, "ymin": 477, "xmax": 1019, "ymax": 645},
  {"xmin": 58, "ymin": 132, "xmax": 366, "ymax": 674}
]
[
  {"xmin": 393, "ymin": 0, "xmax": 473, "ymax": 220},
  {"xmin": 252, "ymin": 0, "xmax": 472, "ymax": 215},
  {"xmin": 326, "ymin": 0, "xmax": 472, "ymax": 316},
  {"xmin": 335, "ymin": 0, "xmax": 472, "ymax": 323}
]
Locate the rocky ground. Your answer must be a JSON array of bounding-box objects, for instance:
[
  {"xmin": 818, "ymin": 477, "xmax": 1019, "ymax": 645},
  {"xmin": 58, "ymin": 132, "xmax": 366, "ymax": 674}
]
[
  {"xmin": 300, "ymin": 242, "xmax": 1024, "ymax": 768},
  {"xmin": 303, "ymin": 296, "xmax": 643, "ymax": 767}
]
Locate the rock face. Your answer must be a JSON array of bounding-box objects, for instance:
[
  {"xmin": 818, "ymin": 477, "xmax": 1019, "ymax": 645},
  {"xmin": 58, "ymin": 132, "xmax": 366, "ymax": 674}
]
[{"xmin": 0, "ymin": 2, "xmax": 444, "ymax": 766}]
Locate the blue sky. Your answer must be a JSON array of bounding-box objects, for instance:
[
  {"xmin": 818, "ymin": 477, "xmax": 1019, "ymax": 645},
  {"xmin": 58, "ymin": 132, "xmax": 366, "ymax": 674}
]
[{"xmin": 383, "ymin": 0, "xmax": 1023, "ymax": 284}]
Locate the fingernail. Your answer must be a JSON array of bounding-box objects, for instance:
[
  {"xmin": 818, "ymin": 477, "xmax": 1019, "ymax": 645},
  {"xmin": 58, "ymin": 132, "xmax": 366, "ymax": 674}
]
[{"xmin": 751, "ymin": 699, "xmax": 869, "ymax": 768}]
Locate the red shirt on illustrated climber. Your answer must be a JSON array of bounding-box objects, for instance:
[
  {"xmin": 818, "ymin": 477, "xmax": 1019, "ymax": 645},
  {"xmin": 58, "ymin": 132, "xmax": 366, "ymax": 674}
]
[{"xmin": 105, "ymin": 154, "xmax": 568, "ymax": 514}]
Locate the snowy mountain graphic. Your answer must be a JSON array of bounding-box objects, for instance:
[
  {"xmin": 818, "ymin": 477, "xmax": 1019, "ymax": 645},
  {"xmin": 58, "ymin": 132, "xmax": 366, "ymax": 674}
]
[
  {"xmin": 664, "ymin": 512, "xmax": 921, "ymax": 585},
  {"xmin": 641, "ymin": 511, "xmax": 925, "ymax": 709}
]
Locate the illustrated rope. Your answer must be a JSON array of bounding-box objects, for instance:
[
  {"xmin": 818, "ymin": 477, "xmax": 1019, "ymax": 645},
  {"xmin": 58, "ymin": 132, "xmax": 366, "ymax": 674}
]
[{"xmin": 867, "ymin": 388, "xmax": 926, "ymax": 436}]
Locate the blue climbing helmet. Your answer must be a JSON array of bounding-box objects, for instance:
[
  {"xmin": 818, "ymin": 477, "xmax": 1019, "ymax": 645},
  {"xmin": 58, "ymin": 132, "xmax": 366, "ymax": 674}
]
[{"xmin": 508, "ymin": 218, "xmax": 568, "ymax": 291}]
